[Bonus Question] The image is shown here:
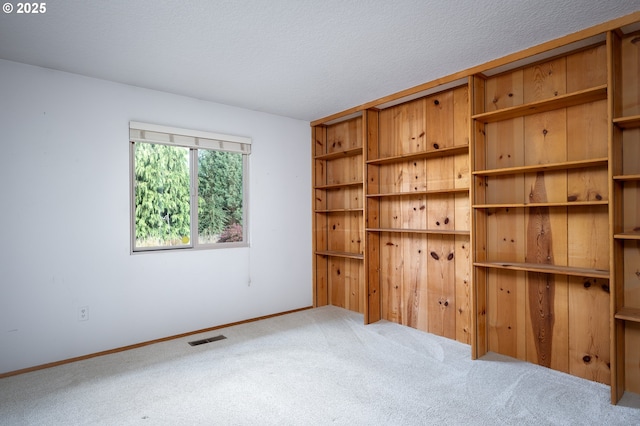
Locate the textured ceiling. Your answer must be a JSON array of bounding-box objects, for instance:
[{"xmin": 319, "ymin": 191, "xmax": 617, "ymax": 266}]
[{"xmin": 0, "ymin": 0, "xmax": 639, "ymax": 121}]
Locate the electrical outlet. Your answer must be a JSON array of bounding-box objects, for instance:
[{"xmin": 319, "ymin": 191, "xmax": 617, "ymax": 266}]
[{"xmin": 78, "ymin": 306, "xmax": 89, "ymax": 321}]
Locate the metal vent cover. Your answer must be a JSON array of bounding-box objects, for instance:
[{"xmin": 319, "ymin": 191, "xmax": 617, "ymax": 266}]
[{"xmin": 188, "ymin": 335, "xmax": 227, "ymax": 346}]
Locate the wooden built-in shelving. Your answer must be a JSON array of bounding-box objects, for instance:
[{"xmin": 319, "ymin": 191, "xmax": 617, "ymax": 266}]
[
  {"xmin": 314, "ymin": 146, "xmax": 362, "ymax": 161},
  {"xmin": 472, "ymin": 158, "xmax": 608, "ymax": 177},
  {"xmin": 613, "ymin": 114, "xmax": 640, "ymax": 129},
  {"xmin": 473, "ymin": 261, "xmax": 609, "ymax": 279},
  {"xmin": 367, "ymin": 228, "xmax": 470, "ymax": 235},
  {"xmin": 473, "ymin": 201, "xmax": 608, "ymax": 208},
  {"xmin": 315, "ymin": 250, "xmax": 364, "ymax": 260},
  {"xmin": 615, "ymin": 307, "xmax": 640, "ymax": 323},
  {"xmin": 470, "ymin": 42, "xmax": 612, "ymax": 391},
  {"xmin": 311, "ymin": 12, "xmax": 640, "ymax": 406},
  {"xmin": 610, "ymin": 28, "xmax": 640, "ymax": 404},
  {"xmin": 366, "ymin": 145, "xmax": 468, "ymax": 165},
  {"xmin": 314, "ymin": 208, "xmax": 363, "ymax": 213},
  {"xmin": 367, "ymin": 187, "xmax": 469, "ymax": 198},
  {"xmin": 471, "ymin": 85, "xmax": 607, "ymax": 123},
  {"xmin": 314, "ymin": 181, "xmax": 363, "ymax": 190},
  {"xmin": 312, "ymin": 115, "xmax": 365, "ymax": 314}
]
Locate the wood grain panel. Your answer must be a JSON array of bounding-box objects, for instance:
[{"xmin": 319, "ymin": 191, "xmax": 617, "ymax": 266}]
[
  {"xmin": 455, "ymin": 236, "xmax": 472, "ymax": 344},
  {"xmin": 485, "ymin": 69, "xmax": 523, "ymax": 111},
  {"xmin": 621, "ymin": 33, "xmax": 640, "ymax": 117},
  {"xmin": 488, "ymin": 269, "xmax": 526, "ymax": 358},
  {"xmin": 426, "ymin": 90, "xmax": 454, "ymax": 150},
  {"xmin": 566, "ymin": 44, "xmax": 607, "ymax": 92},
  {"xmin": 326, "ymin": 117, "xmax": 362, "ymax": 153},
  {"xmin": 486, "ymin": 207, "xmax": 525, "ymax": 263},
  {"xmin": 622, "ymin": 128, "xmax": 640, "ymax": 176},
  {"xmin": 378, "ymin": 99, "xmax": 426, "ymax": 157},
  {"xmin": 427, "ymin": 234, "xmax": 456, "ymax": 339},
  {"xmin": 524, "ymin": 110, "xmax": 567, "ymax": 167},
  {"xmin": 624, "ymin": 240, "xmax": 640, "ymax": 313},
  {"xmin": 523, "ymin": 57, "xmax": 567, "ymax": 104},
  {"xmin": 568, "ymin": 276, "xmax": 610, "ymax": 384},
  {"xmin": 623, "ymin": 182, "xmax": 640, "ymax": 234},
  {"xmin": 329, "ymin": 257, "xmax": 346, "ymax": 309},
  {"xmin": 315, "ymin": 255, "xmax": 328, "ymax": 306},
  {"xmin": 524, "ymin": 173, "xmax": 568, "ymax": 370},
  {"xmin": 567, "ymin": 206, "xmax": 609, "ymax": 271},
  {"xmin": 380, "ymin": 232, "xmax": 403, "ymax": 323},
  {"xmin": 625, "ymin": 322, "xmax": 640, "ymax": 393},
  {"xmin": 403, "ymin": 234, "xmax": 429, "ymax": 331},
  {"xmin": 567, "ymin": 101, "xmax": 608, "ymax": 161}
]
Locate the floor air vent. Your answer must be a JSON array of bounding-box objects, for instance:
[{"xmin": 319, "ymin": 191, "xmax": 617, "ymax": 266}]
[{"xmin": 188, "ymin": 335, "xmax": 227, "ymax": 346}]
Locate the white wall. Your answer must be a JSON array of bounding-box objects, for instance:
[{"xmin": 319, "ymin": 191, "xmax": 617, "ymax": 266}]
[{"xmin": 0, "ymin": 59, "xmax": 312, "ymax": 374}]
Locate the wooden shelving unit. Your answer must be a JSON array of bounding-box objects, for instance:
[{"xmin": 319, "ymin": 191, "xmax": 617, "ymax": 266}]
[
  {"xmin": 610, "ymin": 29, "xmax": 640, "ymax": 403},
  {"xmin": 312, "ymin": 116, "xmax": 365, "ymax": 314},
  {"xmin": 365, "ymin": 84, "xmax": 472, "ymax": 345},
  {"xmin": 310, "ymin": 12, "xmax": 640, "ymax": 406},
  {"xmin": 470, "ymin": 43, "xmax": 612, "ymax": 388}
]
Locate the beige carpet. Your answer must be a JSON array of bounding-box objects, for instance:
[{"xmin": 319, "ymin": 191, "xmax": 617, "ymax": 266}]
[{"xmin": 1, "ymin": 306, "xmax": 639, "ymax": 425}]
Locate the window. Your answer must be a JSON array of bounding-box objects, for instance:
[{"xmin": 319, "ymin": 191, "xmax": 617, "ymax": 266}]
[{"xmin": 129, "ymin": 122, "xmax": 250, "ymax": 252}]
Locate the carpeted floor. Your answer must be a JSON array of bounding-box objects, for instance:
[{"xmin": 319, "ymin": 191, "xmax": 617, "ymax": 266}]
[{"xmin": 1, "ymin": 306, "xmax": 639, "ymax": 425}]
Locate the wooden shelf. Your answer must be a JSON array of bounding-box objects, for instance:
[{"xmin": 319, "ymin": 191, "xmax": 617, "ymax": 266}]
[
  {"xmin": 314, "ymin": 147, "xmax": 362, "ymax": 161},
  {"xmin": 471, "ymin": 85, "xmax": 607, "ymax": 123},
  {"xmin": 367, "ymin": 187, "xmax": 469, "ymax": 198},
  {"xmin": 615, "ymin": 307, "xmax": 640, "ymax": 323},
  {"xmin": 366, "ymin": 145, "xmax": 468, "ymax": 165},
  {"xmin": 473, "ymin": 200, "xmax": 608, "ymax": 209},
  {"xmin": 474, "ymin": 261, "xmax": 609, "ymax": 279},
  {"xmin": 367, "ymin": 227, "xmax": 470, "ymax": 236},
  {"xmin": 315, "ymin": 208, "xmax": 363, "ymax": 213},
  {"xmin": 314, "ymin": 181, "xmax": 363, "ymax": 190},
  {"xmin": 473, "ymin": 158, "xmax": 608, "ymax": 177},
  {"xmin": 613, "ymin": 114, "xmax": 640, "ymax": 129},
  {"xmin": 315, "ymin": 250, "xmax": 364, "ymax": 260},
  {"xmin": 613, "ymin": 174, "xmax": 640, "ymax": 181},
  {"xmin": 614, "ymin": 230, "xmax": 640, "ymax": 240}
]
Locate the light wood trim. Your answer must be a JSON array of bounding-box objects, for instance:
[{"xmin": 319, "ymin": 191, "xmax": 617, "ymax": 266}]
[
  {"xmin": 366, "ymin": 227, "xmax": 471, "ymax": 236},
  {"xmin": 366, "ymin": 145, "xmax": 468, "ymax": 164},
  {"xmin": 473, "ymin": 158, "xmax": 608, "ymax": 176},
  {"xmin": 315, "ymin": 250, "xmax": 364, "ymax": 260},
  {"xmin": 311, "ymin": 105, "xmax": 368, "ymax": 127},
  {"xmin": 471, "ymin": 85, "xmax": 607, "ymax": 123},
  {"xmin": 608, "ymin": 29, "xmax": 624, "ymax": 404},
  {"xmin": 314, "ymin": 208, "xmax": 364, "ymax": 213},
  {"xmin": 615, "ymin": 307, "xmax": 640, "ymax": 322},
  {"xmin": 314, "ymin": 181, "xmax": 364, "ymax": 190},
  {"xmin": 474, "ymin": 261, "xmax": 610, "ymax": 279},
  {"xmin": 613, "ymin": 114, "xmax": 640, "ymax": 129},
  {"xmin": 0, "ymin": 306, "xmax": 313, "ymax": 379},
  {"xmin": 614, "ymin": 231, "xmax": 640, "ymax": 240},
  {"xmin": 473, "ymin": 201, "xmax": 609, "ymax": 208},
  {"xmin": 613, "ymin": 174, "xmax": 640, "ymax": 181},
  {"xmin": 366, "ymin": 187, "xmax": 469, "ymax": 198},
  {"xmin": 312, "ymin": 11, "xmax": 640, "ymax": 126},
  {"xmin": 314, "ymin": 146, "xmax": 363, "ymax": 160},
  {"xmin": 364, "ymin": 109, "xmax": 381, "ymax": 324}
]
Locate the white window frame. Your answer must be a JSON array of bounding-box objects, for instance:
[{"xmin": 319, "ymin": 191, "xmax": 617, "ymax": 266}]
[{"xmin": 129, "ymin": 121, "xmax": 251, "ymax": 253}]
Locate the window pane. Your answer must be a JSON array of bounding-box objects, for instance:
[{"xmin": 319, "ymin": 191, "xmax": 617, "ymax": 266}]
[
  {"xmin": 134, "ymin": 143, "xmax": 191, "ymax": 249},
  {"xmin": 198, "ymin": 150, "xmax": 244, "ymax": 244}
]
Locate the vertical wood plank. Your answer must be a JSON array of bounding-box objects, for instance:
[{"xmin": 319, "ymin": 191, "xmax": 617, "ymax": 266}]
[
  {"xmin": 625, "ymin": 322, "xmax": 640, "ymax": 393},
  {"xmin": 523, "ymin": 57, "xmax": 567, "ymax": 103},
  {"xmin": 621, "ymin": 33, "xmax": 640, "ymax": 117},
  {"xmin": 455, "ymin": 236, "xmax": 472, "ymax": 344},
  {"xmin": 525, "ymin": 173, "xmax": 558, "ymax": 369},
  {"xmin": 566, "ymin": 44, "xmax": 607, "ymax": 92},
  {"xmin": 427, "ymin": 234, "xmax": 457, "ymax": 339},
  {"xmin": 568, "ymin": 276, "xmax": 611, "ymax": 384}
]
